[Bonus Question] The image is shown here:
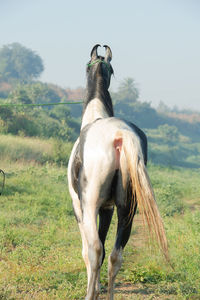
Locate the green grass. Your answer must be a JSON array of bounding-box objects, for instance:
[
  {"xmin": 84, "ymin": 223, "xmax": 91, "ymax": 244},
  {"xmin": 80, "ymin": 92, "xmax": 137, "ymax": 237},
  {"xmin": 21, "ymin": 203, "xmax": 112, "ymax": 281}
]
[
  {"xmin": 146, "ymin": 127, "xmax": 200, "ymax": 168},
  {"xmin": 0, "ymin": 136, "xmax": 200, "ymax": 299},
  {"xmin": 0, "ymin": 134, "xmax": 73, "ymax": 165},
  {"xmin": 0, "ymin": 163, "xmax": 82, "ymax": 299}
]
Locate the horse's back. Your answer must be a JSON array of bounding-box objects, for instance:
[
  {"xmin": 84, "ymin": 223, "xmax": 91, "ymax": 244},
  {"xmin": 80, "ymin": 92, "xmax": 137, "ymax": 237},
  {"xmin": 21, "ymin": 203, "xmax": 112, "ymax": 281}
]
[{"xmin": 80, "ymin": 117, "xmax": 147, "ymax": 165}]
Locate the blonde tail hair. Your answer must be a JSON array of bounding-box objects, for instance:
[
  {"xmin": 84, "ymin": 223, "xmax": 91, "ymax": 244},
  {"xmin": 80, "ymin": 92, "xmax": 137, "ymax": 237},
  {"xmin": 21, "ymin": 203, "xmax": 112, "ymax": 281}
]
[{"xmin": 117, "ymin": 130, "xmax": 169, "ymax": 261}]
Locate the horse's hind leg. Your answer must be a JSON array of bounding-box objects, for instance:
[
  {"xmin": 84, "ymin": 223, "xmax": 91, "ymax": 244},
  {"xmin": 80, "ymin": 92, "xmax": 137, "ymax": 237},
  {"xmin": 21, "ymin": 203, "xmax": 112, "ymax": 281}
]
[
  {"xmin": 69, "ymin": 190, "xmax": 90, "ymax": 279},
  {"xmin": 70, "ymin": 193, "xmax": 98, "ymax": 300},
  {"xmin": 99, "ymin": 207, "xmax": 114, "ymax": 264},
  {"xmin": 107, "ymin": 197, "xmax": 137, "ymax": 300},
  {"xmin": 97, "ymin": 207, "xmax": 114, "ymax": 292},
  {"xmin": 81, "ymin": 200, "xmax": 104, "ymax": 300}
]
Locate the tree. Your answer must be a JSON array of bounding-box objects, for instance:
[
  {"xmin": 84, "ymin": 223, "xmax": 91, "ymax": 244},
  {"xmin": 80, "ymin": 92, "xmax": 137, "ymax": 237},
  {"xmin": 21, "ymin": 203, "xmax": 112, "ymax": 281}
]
[
  {"xmin": 0, "ymin": 43, "xmax": 44, "ymax": 82},
  {"xmin": 112, "ymin": 78, "xmax": 160, "ymax": 128},
  {"xmin": 158, "ymin": 124, "xmax": 179, "ymax": 144},
  {"xmin": 8, "ymin": 82, "xmax": 62, "ymax": 105},
  {"xmin": 114, "ymin": 77, "xmax": 139, "ymax": 104},
  {"xmin": 157, "ymin": 101, "xmax": 171, "ymax": 113}
]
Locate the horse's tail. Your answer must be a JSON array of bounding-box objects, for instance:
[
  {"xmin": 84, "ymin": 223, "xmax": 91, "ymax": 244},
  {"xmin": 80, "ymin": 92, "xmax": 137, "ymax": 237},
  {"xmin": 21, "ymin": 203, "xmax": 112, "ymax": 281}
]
[{"xmin": 114, "ymin": 130, "xmax": 169, "ymax": 261}]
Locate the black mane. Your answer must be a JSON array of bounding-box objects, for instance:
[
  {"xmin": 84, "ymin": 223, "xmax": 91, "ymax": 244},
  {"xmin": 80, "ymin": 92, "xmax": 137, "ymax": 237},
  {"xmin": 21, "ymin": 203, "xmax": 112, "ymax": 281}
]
[{"xmin": 83, "ymin": 59, "xmax": 114, "ymax": 117}]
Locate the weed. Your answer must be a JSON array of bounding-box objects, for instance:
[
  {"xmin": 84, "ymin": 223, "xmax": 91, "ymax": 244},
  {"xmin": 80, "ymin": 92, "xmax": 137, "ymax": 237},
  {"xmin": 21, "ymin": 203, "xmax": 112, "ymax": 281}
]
[{"xmin": 0, "ymin": 137, "xmax": 200, "ymax": 299}]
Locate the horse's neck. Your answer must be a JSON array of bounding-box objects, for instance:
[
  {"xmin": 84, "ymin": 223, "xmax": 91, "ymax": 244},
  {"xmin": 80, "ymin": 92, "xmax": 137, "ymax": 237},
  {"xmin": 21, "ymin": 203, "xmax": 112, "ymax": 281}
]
[
  {"xmin": 81, "ymin": 78, "xmax": 113, "ymax": 129},
  {"xmin": 81, "ymin": 97, "xmax": 109, "ymax": 129}
]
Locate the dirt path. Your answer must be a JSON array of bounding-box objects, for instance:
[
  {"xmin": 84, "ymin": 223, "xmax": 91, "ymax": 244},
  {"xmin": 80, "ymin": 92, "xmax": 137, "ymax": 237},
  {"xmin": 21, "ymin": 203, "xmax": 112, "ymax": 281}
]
[
  {"xmin": 99, "ymin": 214, "xmax": 178, "ymax": 299},
  {"xmin": 99, "ymin": 283, "xmax": 177, "ymax": 299}
]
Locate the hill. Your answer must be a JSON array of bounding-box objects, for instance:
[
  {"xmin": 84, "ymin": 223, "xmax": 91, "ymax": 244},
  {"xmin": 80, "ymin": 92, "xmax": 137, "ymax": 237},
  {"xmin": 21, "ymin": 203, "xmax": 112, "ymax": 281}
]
[{"xmin": 1, "ymin": 76, "xmax": 200, "ymax": 168}]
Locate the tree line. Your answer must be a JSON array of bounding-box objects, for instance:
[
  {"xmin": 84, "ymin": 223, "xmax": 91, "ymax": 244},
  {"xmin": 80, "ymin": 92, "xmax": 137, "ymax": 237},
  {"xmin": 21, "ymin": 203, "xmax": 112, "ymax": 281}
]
[{"xmin": 1, "ymin": 43, "xmax": 200, "ymax": 167}]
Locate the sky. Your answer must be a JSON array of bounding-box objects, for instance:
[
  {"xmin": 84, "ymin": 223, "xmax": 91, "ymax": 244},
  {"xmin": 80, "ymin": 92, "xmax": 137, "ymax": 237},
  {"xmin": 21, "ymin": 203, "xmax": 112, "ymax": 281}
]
[{"xmin": 0, "ymin": 0, "xmax": 200, "ymax": 110}]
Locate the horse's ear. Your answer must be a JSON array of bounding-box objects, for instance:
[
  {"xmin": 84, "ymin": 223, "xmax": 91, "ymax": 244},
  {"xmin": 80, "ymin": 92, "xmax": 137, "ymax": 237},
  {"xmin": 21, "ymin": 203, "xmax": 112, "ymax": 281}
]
[
  {"xmin": 90, "ymin": 44, "xmax": 101, "ymax": 60},
  {"xmin": 104, "ymin": 45, "xmax": 112, "ymax": 63}
]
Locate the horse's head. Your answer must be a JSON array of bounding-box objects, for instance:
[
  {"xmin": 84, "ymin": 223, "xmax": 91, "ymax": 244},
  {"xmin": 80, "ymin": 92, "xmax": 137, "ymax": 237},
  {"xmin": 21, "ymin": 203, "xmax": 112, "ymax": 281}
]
[{"xmin": 87, "ymin": 44, "xmax": 114, "ymax": 89}]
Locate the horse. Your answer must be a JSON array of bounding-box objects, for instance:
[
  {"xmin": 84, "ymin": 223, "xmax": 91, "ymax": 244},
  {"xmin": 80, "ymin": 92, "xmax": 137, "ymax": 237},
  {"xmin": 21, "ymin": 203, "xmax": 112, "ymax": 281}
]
[{"xmin": 67, "ymin": 44, "xmax": 168, "ymax": 300}]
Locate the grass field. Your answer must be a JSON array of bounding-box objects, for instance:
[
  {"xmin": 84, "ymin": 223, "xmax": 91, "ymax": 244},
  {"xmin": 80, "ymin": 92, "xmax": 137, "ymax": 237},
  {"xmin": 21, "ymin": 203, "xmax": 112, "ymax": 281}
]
[{"xmin": 0, "ymin": 136, "xmax": 200, "ymax": 299}]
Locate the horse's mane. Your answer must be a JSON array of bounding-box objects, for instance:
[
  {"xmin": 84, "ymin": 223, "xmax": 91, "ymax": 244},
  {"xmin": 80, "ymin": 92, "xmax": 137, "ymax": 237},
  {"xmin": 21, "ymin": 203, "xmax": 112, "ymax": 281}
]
[{"xmin": 83, "ymin": 62, "xmax": 114, "ymax": 117}]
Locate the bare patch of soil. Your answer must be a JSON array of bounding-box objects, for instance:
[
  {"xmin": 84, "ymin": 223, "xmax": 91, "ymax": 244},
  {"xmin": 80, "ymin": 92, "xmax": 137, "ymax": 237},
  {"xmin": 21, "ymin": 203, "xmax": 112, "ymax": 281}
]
[{"xmin": 99, "ymin": 282, "xmax": 177, "ymax": 299}]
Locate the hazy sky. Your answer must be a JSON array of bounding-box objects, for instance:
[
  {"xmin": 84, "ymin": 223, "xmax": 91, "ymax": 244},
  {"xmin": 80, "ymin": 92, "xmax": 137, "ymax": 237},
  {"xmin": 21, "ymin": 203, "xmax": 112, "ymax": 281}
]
[{"xmin": 0, "ymin": 0, "xmax": 200, "ymax": 110}]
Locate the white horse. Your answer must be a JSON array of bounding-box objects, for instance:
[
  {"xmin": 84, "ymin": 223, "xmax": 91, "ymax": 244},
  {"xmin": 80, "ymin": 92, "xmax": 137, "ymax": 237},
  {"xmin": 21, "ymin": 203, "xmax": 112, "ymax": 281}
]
[{"xmin": 68, "ymin": 45, "xmax": 168, "ymax": 300}]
